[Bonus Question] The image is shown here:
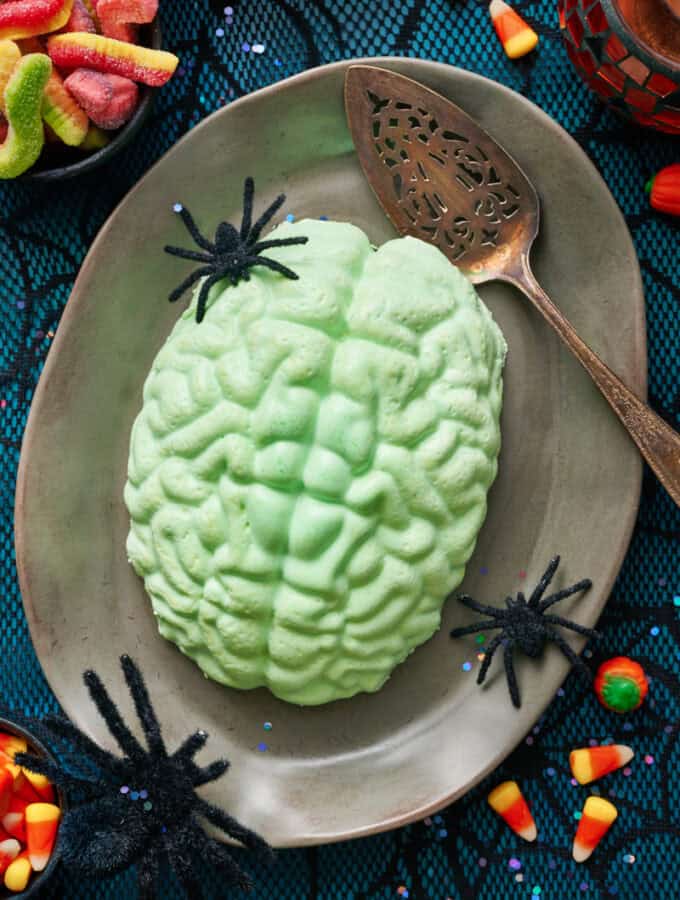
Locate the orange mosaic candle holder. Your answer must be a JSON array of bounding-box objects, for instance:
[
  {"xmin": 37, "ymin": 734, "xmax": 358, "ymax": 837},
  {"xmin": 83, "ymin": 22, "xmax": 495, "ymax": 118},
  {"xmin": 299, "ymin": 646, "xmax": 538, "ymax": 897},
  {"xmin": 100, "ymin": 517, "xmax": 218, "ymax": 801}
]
[{"xmin": 557, "ymin": 0, "xmax": 680, "ymax": 133}]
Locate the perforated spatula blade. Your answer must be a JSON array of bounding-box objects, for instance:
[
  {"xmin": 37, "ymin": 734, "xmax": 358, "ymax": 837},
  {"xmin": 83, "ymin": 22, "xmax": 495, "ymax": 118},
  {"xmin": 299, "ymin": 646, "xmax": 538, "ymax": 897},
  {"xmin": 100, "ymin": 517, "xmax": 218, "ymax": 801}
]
[{"xmin": 344, "ymin": 64, "xmax": 680, "ymax": 508}]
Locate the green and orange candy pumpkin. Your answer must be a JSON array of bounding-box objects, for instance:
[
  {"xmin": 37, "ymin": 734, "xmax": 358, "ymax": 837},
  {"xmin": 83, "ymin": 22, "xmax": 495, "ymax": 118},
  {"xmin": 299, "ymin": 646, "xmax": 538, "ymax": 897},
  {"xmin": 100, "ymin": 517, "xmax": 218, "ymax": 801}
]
[
  {"xmin": 594, "ymin": 656, "xmax": 648, "ymax": 713},
  {"xmin": 645, "ymin": 164, "xmax": 680, "ymax": 217}
]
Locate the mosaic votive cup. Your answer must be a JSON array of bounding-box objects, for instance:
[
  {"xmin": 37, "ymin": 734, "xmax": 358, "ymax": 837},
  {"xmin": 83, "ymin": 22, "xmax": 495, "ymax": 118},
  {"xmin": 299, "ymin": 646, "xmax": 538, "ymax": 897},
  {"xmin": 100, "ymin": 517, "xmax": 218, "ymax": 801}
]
[{"xmin": 558, "ymin": 0, "xmax": 680, "ymax": 133}]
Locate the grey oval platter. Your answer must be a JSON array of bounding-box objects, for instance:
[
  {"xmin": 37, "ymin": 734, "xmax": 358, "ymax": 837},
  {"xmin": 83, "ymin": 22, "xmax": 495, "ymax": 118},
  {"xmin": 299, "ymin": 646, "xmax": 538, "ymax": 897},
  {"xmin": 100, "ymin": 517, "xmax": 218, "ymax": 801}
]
[{"xmin": 14, "ymin": 57, "xmax": 646, "ymax": 847}]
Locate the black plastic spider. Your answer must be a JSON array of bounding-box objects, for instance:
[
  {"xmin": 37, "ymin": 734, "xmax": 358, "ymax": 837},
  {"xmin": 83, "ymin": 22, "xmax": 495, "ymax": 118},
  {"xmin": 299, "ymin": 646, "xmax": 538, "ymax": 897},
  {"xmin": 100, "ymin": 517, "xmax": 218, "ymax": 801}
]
[
  {"xmin": 16, "ymin": 655, "xmax": 273, "ymax": 899},
  {"xmin": 165, "ymin": 176, "xmax": 309, "ymax": 323},
  {"xmin": 449, "ymin": 556, "xmax": 598, "ymax": 708}
]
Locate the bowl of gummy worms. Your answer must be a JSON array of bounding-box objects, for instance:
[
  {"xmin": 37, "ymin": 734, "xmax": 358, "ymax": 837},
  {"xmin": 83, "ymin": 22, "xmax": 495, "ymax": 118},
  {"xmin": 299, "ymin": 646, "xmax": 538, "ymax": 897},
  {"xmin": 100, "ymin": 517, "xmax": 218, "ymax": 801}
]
[
  {"xmin": 0, "ymin": 717, "xmax": 65, "ymax": 898},
  {"xmin": 0, "ymin": 0, "xmax": 179, "ymax": 182}
]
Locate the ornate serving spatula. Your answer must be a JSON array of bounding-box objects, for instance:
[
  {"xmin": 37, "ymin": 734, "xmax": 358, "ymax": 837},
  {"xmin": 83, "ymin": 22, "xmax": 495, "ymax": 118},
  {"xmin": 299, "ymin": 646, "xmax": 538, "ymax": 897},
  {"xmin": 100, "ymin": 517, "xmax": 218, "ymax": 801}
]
[{"xmin": 345, "ymin": 65, "xmax": 680, "ymax": 508}]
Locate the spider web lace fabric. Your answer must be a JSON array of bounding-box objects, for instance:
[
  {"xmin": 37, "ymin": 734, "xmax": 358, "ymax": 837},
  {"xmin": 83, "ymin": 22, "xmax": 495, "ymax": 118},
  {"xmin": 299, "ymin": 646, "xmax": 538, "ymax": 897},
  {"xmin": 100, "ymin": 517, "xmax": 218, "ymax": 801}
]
[{"xmin": 0, "ymin": 1, "xmax": 678, "ymax": 897}]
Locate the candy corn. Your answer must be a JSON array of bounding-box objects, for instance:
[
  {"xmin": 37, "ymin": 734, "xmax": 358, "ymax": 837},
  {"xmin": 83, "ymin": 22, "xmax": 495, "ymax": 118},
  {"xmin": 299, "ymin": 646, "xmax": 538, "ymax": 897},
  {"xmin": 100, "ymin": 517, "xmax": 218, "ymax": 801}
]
[
  {"xmin": 0, "ymin": 734, "xmax": 27, "ymax": 766},
  {"xmin": 573, "ymin": 796, "xmax": 618, "ymax": 862},
  {"xmin": 570, "ymin": 745, "xmax": 634, "ymax": 785},
  {"xmin": 0, "ymin": 0, "xmax": 74, "ymax": 42},
  {"xmin": 25, "ymin": 803, "xmax": 61, "ymax": 872},
  {"xmin": 0, "ymin": 839, "xmax": 20, "ymax": 875},
  {"xmin": 4, "ymin": 850, "xmax": 31, "ymax": 892},
  {"xmin": 487, "ymin": 781, "xmax": 537, "ymax": 841},
  {"xmin": 0, "ymin": 769, "xmax": 13, "ymax": 819},
  {"xmin": 489, "ymin": 1, "xmax": 538, "ymax": 60},
  {"xmin": 47, "ymin": 31, "xmax": 178, "ymax": 85},
  {"xmin": 21, "ymin": 769, "xmax": 55, "ymax": 804},
  {"xmin": 3, "ymin": 796, "xmax": 27, "ymax": 842},
  {"xmin": 5, "ymin": 764, "xmax": 41, "ymax": 805}
]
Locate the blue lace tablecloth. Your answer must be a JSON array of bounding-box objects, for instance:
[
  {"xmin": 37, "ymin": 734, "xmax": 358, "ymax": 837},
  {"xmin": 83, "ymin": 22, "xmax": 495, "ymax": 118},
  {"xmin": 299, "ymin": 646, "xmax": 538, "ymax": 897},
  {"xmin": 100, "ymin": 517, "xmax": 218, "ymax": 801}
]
[{"xmin": 0, "ymin": 1, "xmax": 678, "ymax": 897}]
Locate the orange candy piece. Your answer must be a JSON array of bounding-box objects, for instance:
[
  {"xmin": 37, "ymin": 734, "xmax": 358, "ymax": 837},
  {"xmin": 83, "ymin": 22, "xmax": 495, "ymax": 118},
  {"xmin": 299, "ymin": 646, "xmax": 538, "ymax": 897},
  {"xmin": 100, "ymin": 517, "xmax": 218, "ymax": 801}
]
[
  {"xmin": 573, "ymin": 796, "xmax": 618, "ymax": 862},
  {"xmin": 25, "ymin": 802, "xmax": 60, "ymax": 872},
  {"xmin": 0, "ymin": 769, "xmax": 13, "ymax": 819},
  {"xmin": 4, "ymin": 849, "xmax": 31, "ymax": 892},
  {"xmin": 4, "ymin": 765, "xmax": 41, "ymax": 805},
  {"xmin": 3, "ymin": 796, "xmax": 27, "ymax": 843},
  {"xmin": 570, "ymin": 745, "xmax": 634, "ymax": 785},
  {"xmin": 489, "ymin": 0, "xmax": 538, "ymax": 59},
  {"xmin": 21, "ymin": 769, "xmax": 55, "ymax": 804},
  {"xmin": 0, "ymin": 838, "xmax": 20, "ymax": 875},
  {"xmin": 487, "ymin": 781, "xmax": 537, "ymax": 841},
  {"xmin": 0, "ymin": 734, "xmax": 27, "ymax": 765}
]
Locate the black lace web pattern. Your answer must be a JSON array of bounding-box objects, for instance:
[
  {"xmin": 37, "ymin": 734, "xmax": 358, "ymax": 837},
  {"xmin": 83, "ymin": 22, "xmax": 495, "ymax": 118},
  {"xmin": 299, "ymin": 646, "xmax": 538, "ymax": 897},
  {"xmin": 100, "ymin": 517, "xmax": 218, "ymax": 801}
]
[{"xmin": 0, "ymin": 1, "xmax": 678, "ymax": 898}]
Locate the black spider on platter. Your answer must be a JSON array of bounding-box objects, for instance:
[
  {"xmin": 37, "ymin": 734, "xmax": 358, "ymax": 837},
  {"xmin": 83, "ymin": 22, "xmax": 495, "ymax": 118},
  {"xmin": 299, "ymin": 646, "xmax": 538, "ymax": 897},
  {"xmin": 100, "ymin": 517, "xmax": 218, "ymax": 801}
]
[
  {"xmin": 16, "ymin": 655, "xmax": 273, "ymax": 899},
  {"xmin": 165, "ymin": 176, "xmax": 309, "ymax": 323},
  {"xmin": 449, "ymin": 556, "xmax": 598, "ymax": 708}
]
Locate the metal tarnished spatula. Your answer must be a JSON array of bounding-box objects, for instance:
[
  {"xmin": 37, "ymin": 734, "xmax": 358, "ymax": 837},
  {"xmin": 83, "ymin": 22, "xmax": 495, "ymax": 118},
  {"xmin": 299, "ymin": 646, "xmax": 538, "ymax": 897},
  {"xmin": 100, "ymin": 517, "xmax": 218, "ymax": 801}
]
[{"xmin": 345, "ymin": 65, "xmax": 680, "ymax": 508}]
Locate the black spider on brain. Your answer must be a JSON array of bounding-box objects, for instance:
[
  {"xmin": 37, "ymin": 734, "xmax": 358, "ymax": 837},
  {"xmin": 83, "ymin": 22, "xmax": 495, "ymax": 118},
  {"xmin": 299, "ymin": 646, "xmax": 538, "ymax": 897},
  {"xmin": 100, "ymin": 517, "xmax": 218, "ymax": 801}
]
[{"xmin": 165, "ymin": 177, "xmax": 309, "ymax": 323}]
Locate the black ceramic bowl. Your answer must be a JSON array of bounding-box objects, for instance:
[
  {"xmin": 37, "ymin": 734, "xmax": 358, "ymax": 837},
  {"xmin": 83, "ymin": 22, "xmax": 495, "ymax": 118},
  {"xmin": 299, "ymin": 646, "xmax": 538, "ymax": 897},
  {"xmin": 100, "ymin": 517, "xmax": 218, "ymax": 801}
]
[
  {"xmin": 0, "ymin": 717, "xmax": 65, "ymax": 899},
  {"xmin": 24, "ymin": 18, "xmax": 161, "ymax": 183}
]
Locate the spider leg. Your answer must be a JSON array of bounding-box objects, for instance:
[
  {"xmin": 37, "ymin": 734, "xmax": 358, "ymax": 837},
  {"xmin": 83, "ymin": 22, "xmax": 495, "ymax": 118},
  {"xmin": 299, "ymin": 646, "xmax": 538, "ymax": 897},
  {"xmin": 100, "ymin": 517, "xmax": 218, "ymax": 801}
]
[
  {"xmin": 503, "ymin": 641, "xmax": 521, "ymax": 708},
  {"xmin": 528, "ymin": 556, "xmax": 560, "ymax": 607},
  {"xmin": 247, "ymin": 193, "xmax": 286, "ymax": 244},
  {"xmin": 247, "ymin": 255, "xmax": 300, "ymax": 280},
  {"xmin": 451, "ymin": 594, "xmax": 505, "ymax": 618},
  {"xmin": 83, "ymin": 669, "xmax": 146, "ymax": 763},
  {"xmin": 41, "ymin": 714, "xmax": 129, "ymax": 777},
  {"xmin": 196, "ymin": 272, "xmax": 228, "ymax": 323},
  {"xmin": 167, "ymin": 823, "xmax": 207, "ymax": 898},
  {"xmin": 476, "ymin": 633, "xmax": 504, "ymax": 686},
  {"xmin": 136, "ymin": 844, "xmax": 161, "ymax": 900},
  {"xmin": 121, "ymin": 655, "xmax": 167, "ymax": 758},
  {"xmin": 164, "ymin": 246, "xmax": 215, "ymax": 264},
  {"xmin": 240, "ymin": 176, "xmax": 255, "ymax": 241},
  {"xmin": 450, "ymin": 619, "xmax": 502, "ymax": 638},
  {"xmin": 538, "ymin": 580, "xmax": 593, "ymax": 612},
  {"xmin": 192, "ymin": 758, "xmax": 230, "ymax": 787},
  {"xmin": 544, "ymin": 629, "xmax": 590, "ymax": 675},
  {"xmin": 14, "ymin": 752, "xmax": 105, "ymax": 796},
  {"xmin": 173, "ymin": 729, "xmax": 209, "ymax": 763},
  {"xmin": 541, "ymin": 614, "xmax": 599, "ymax": 639},
  {"xmin": 176, "ymin": 206, "xmax": 215, "ymax": 253},
  {"xmin": 201, "ymin": 839, "xmax": 256, "ymax": 891},
  {"xmin": 168, "ymin": 266, "xmax": 214, "ymax": 304},
  {"xmin": 250, "ymin": 236, "xmax": 309, "ymax": 253},
  {"xmin": 196, "ymin": 799, "xmax": 274, "ymax": 861}
]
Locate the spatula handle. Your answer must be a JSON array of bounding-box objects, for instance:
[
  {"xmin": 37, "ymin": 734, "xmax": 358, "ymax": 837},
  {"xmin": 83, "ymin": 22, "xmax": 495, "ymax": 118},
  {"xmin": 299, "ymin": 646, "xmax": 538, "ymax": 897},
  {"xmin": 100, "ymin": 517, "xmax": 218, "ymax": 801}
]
[{"xmin": 516, "ymin": 260, "xmax": 680, "ymax": 509}]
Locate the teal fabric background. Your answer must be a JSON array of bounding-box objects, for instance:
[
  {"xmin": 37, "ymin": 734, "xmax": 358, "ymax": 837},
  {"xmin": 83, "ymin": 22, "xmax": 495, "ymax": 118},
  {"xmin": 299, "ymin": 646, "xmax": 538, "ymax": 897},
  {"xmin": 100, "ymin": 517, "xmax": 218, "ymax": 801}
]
[{"xmin": 0, "ymin": 1, "xmax": 678, "ymax": 897}]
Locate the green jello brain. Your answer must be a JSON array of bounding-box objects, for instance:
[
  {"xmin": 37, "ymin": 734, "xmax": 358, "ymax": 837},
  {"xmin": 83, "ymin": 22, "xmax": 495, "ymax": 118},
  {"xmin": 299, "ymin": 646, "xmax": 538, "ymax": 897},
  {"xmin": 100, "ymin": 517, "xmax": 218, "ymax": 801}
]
[{"xmin": 125, "ymin": 219, "xmax": 506, "ymax": 705}]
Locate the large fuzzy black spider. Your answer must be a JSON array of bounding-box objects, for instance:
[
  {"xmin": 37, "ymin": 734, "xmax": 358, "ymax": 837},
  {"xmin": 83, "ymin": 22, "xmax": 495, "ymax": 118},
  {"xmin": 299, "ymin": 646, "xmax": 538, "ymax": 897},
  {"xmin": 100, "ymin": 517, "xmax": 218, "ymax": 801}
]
[
  {"xmin": 450, "ymin": 557, "xmax": 598, "ymax": 708},
  {"xmin": 16, "ymin": 655, "xmax": 273, "ymax": 899},
  {"xmin": 165, "ymin": 176, "xmax": 309, "ymax": 323}
]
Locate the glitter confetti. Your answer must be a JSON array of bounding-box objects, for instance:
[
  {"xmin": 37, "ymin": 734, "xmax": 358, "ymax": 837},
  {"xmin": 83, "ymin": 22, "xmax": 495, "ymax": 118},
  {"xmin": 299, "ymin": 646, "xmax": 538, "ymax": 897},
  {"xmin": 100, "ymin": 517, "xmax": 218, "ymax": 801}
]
[
  {"xmin": 438, "ymin": 828, "xmax": 447, "ymax": 838},
  {"xmin": 659, "ymin": 577, "xmax": 667, "ymax": 587},
  {"xmin": 224, "ymin": 5, "xmax": 233, "ymax": 13},
  {"xmin": 257, "ymin": 742, "xmax": 267, "ymax": 752},
  {"xmin": 580, "ymin": 883, "xmax": 589, "ymax": 891},
  {"xmin": 286, "ymin": 213, "xmax": 295, "ymax": 222},
  {"xmin": 557, "ymin": 688, "xmax": 565, "ymax": 697},
  {"xmin": 16, "ymin": 301, "xmax": 24, "ymax": 309},
  {"xmin": 173, "ymin": 202, "xmax": 183, "ymax": 213},
  {"xmin": 674, "ymin": 596, "xmax": 680, "ymax": 607},
  {"xmin": 623, "ymin": 767, "xmax": 632, "ymax": 776},
  {"xmin": 623, "ymin": 854, "xmax": 635, "ymax": 864},
  {"xmin": 644, "ymin": 754, "xmax": 654, "ymax": 765},
  {"xmin": 515, "ymin": 874, "xmax": 524, "ymax": 883},
  {"xmin": 650, "ymin": 625, "xmax": 660, "ymax": 636},
  {"xmin": 143, "ymin": 801, "xmax": 152, "ymax": 811},
  {"xmin": 397, "ymin": 888, "xmax": 409, "ymax": 898},
  {"xmin": 532, "ymin": 888, "xmax": 541, "ymax": 896},
  {"xmin": 242, "ymin": 42, "xmax": 250, "ymax": 52},
  {"xmin": 478, "ymin": 857, "xmax": 487, "ymax": 867},
  {"xmin": 423, "ymin": 817, "xmax": 432, "ymax": 826},
  {"xmin": 519, "ymin": 570, "xmax": 526, "ymax": 579},
  {"xmin": 508, "ymin": 858, "xmax": 522, "ymax": 871},
  {"xmin": 480, "ymin": 566, "xmax": 489, "ymax": 575},
  {"xmin": 525, "ymin": 736, "xmax": 534, "ymax": 746},
  {"xmin": 475, "ymin": 634, "xmax": 486, "ymax": 644},
  {"xmin": 462, "ymin": 661, "xmax": 472, "ymax": 672},
  {"xmin": 264, "ymin": 722, "xmax": 272, "ymax": 731},
  {"xmin": 252, "ymin": 43, "xmax": 265, "ymax": 54},
  {"xmin": 546, "ymin": 767, "xmax": 556, "ymax": 777},
  {"xmin": 574, "ymin": 810, "xmax": 582, "ymax": 820},
  {"xmin": 0, "ymin": 400, "xmax": 6, "ymax": 410},
  {"xmin": 216, "ymin": 27, "xmax": 225, "ymax": 37}
]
